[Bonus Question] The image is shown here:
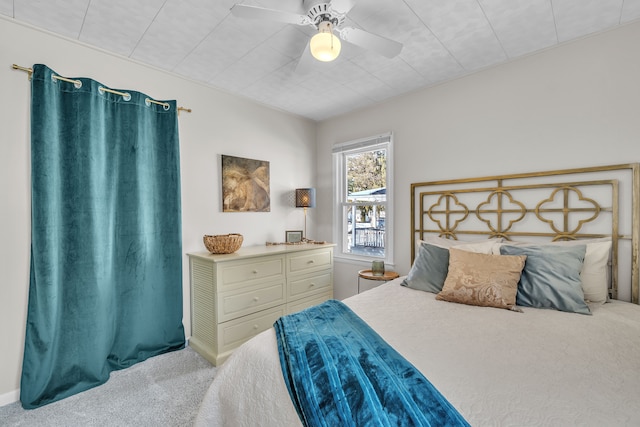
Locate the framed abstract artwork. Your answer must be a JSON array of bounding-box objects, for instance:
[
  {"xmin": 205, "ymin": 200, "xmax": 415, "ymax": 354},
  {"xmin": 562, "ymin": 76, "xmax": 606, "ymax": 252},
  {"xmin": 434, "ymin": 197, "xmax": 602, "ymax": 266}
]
[{"xmin": 221, "ymin": 155, "xmax": 270, "ymax": 212}]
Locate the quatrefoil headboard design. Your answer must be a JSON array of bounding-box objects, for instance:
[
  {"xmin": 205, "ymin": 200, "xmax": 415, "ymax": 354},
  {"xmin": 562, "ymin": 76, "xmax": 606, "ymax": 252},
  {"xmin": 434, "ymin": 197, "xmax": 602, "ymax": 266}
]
[{"xmin": 410, "ymin": 163, "xmax": 640, "ymax": 303}]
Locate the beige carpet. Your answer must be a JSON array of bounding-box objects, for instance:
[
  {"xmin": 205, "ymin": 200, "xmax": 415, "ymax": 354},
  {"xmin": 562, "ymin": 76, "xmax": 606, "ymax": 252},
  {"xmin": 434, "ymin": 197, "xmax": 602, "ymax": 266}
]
[{"xmin": 0, "ymin": 346, "xmax": 216, "ymax": 426}]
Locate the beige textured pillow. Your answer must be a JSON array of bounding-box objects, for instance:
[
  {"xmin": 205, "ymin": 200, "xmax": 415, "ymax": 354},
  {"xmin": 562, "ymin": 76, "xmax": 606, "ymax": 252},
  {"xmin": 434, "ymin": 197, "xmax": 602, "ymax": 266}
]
[{"xmin": 436, "ymin": 248, "xmax": 527, "ymax": 310}]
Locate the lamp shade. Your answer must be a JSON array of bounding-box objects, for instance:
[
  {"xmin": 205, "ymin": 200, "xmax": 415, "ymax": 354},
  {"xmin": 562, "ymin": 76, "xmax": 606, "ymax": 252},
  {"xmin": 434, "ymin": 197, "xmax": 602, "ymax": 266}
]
[
  {"xmin": 295, "ymin": 188, "xmax": 316, "ymax": 208},
  {"xmin": 310, "ymin": 21, "xmax": 341, "ymax": 62}
]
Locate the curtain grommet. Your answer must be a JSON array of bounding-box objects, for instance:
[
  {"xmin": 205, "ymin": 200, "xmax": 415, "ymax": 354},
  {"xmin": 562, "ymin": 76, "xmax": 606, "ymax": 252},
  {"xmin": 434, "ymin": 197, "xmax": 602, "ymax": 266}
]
[
  {"xmin": 146, "ymin": 98, "xmax": 171, "ymax": 111},
  {"xmin": 51, "ymin": 75, "xmax": 82, "ymax": 88}
]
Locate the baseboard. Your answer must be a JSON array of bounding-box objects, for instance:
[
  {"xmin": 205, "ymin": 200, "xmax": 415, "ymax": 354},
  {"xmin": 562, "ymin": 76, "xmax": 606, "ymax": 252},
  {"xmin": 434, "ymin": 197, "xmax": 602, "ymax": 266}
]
[{"xmin": 0, "ymin": 389, "xmax": 19, "ymax": 407}]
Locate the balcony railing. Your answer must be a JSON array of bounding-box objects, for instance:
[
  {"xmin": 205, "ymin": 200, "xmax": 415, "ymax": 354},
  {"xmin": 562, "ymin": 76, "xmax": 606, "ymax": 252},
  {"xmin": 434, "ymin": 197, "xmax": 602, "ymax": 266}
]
[{"xmin": 354, "ymin": 227, "xmax": 385, "ymax": 248}]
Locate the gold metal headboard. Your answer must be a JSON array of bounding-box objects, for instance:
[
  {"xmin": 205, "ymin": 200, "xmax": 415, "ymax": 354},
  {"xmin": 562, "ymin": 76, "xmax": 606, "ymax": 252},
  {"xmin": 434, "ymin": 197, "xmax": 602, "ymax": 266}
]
[{"xmin": 411, "ymin": 163, "xmax": 639, "ymax": 303}]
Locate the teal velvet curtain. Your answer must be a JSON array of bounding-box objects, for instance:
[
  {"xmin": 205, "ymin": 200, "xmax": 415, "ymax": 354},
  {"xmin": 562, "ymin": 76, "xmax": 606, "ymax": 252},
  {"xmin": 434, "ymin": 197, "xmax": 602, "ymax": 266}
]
[{"xmin": 21, "ymin": 64, "xmax": 185, "ymax": 409}]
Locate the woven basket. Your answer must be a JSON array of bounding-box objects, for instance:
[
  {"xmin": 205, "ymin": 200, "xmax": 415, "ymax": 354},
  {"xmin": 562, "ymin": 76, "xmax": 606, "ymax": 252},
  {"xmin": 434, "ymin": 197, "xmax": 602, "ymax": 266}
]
[{"xmin": 203, "ymin": 233, "xmax": 243, "ymax": 254}]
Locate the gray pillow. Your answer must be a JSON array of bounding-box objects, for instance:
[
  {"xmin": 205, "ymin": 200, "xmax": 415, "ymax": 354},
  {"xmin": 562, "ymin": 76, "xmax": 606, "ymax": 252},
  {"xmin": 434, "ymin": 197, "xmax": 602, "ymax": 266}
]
[
  {"xmin": 401, "ymin": 243, "xmax": 449, "ymax": 293},
  {"xmin": 499, "ymin": 244, "xmax": 590, "ymax": 315}
]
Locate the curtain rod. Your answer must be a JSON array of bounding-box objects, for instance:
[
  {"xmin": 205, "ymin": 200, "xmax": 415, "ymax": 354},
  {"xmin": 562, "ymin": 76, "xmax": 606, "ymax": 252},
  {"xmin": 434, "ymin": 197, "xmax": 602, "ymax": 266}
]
[{"xmin": 12, "ymin": 64, "xmax": 192, "ymax": 114}]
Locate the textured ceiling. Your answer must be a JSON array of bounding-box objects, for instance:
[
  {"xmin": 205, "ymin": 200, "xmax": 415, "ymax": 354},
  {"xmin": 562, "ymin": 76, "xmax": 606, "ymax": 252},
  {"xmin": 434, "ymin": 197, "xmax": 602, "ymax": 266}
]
[{"xmin": 2, "ymin": 0, "xmax": 640, "ymax": 121}]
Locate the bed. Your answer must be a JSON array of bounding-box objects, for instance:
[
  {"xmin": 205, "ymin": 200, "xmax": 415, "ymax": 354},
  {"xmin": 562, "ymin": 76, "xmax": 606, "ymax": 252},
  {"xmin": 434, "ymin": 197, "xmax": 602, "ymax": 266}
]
[{"xmin": 195, "ymin": 163, "xmax": 640, "ymax": 426}]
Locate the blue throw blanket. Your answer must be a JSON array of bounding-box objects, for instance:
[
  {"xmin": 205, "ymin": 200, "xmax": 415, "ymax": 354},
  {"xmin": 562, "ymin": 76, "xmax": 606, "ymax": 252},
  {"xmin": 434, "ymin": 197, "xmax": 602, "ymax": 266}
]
[{"xmin": 274, "ymin": 300, "xmax": 470, "ymax": 427}]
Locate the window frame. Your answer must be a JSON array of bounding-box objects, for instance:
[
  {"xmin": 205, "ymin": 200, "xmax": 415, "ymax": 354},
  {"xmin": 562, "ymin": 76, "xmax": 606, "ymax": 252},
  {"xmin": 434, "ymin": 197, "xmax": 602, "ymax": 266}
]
[{"xmin": 332, "ymin": 133, "xmax": 394, "ymax": 264}]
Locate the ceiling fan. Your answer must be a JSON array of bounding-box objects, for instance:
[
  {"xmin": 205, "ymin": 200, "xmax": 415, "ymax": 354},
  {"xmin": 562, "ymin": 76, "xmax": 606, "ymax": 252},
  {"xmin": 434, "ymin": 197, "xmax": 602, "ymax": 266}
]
[{"xmin": 230, "ymin": 0, "xmax": 403, "ymax": 64}]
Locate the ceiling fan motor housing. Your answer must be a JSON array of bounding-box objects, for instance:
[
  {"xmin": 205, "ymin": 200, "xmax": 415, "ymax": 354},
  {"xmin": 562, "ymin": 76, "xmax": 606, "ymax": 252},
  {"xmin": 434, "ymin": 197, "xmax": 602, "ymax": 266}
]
[{"xmin": 304, "ymin": 1, "xmax": 344, "ymax": 28}]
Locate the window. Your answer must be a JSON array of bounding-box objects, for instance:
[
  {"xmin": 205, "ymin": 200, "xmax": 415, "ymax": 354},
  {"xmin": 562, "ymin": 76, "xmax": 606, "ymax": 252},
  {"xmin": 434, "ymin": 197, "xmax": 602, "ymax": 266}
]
[{"xmin": 333, "ymin": 133, "xmax": 393, "ymax": 263}]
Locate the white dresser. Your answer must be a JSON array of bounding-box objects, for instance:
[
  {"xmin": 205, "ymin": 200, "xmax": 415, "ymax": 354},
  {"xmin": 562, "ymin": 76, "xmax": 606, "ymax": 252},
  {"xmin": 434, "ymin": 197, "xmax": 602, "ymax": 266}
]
[{"xmin": 187, "ymin": 243, "xmax": 334, "ymax": 365}]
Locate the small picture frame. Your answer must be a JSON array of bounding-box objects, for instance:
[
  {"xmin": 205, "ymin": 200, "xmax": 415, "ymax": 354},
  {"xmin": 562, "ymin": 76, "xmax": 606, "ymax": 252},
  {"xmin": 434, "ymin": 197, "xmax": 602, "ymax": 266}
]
[{"xmin": 285, "ymin": 230, "xmax": 303, "ymax": 243}]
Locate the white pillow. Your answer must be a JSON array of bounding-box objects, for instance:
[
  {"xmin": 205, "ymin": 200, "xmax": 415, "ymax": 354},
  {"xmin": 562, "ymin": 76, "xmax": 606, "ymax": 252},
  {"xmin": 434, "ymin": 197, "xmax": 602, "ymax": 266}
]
[
  {"xmin": 419, "ymin": 235, "xmax": 502, "ymax": 254},
  {"xmin": 492, "ymin": 238, "xmax": 611, "ymax": 304}
]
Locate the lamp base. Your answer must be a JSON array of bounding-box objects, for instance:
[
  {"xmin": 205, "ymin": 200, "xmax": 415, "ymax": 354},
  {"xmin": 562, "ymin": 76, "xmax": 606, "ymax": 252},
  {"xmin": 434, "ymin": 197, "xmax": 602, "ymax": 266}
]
[{"xmin": 303, "ymin": 207, "xmax": 308, "ymax": 241}]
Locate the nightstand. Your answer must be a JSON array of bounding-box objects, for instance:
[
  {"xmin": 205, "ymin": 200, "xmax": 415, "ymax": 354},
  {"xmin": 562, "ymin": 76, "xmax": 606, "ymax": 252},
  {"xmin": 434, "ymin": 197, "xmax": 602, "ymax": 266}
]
[{"xmin": 357, "ymin": 269, "xmax": 400, "ymax": 293}]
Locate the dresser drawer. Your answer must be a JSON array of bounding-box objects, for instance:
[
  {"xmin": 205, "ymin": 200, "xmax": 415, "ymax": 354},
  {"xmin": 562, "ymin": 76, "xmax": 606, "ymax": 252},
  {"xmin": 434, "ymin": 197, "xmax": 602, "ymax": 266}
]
[
  {"xmin": 289, "ymin": 271, "xmax": 332, "ymax": 300},
  {"xmin": 287, "ymin": 248, "xmax": 332, "ymax": 275},
  {"xmin": 217, "ymin": 280, "xmax": 285, "ymax": 323},
  {"xmin": 287, "ymin": 291, "xmax": 332, "ymax": 315},
  {"xmin": 218, "ymin": 306, "xmax": 285, "ymax": 354},
  {"xmin": 219, "ymin": 255, "xmax": 285, "ymax": 290}
]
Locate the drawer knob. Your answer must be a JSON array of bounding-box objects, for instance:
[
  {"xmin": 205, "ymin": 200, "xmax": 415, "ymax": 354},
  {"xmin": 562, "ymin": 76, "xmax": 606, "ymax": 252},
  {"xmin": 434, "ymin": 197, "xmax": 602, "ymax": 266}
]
[
  {"xmin": 252, "ymin": 270, "xmax": 258, "ymax": 274},
  {"xmin": 310, "ymin": 283, "xmax": 315, "ymax": 287},
  {"xmin": 253, "ymin": 324, "xmax": 258, "ymax": 329},
  {"xmin": 307, "ymin": 260, "xmax": 315, "ymax": 264},
  {"xmin": 253, "ymin": 297, "xmax": 259, "ymax": 302}
]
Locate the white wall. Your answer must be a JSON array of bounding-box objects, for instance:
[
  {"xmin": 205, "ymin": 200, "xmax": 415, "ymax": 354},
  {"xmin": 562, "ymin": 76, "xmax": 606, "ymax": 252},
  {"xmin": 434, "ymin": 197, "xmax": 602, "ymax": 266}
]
[
  {"xmin": 0, "ymin": 17, "xmax": 317, "ymax": 402},
  {"xmin": 316, "ymin": 21, "xmax": 640, "ymax": 298}
]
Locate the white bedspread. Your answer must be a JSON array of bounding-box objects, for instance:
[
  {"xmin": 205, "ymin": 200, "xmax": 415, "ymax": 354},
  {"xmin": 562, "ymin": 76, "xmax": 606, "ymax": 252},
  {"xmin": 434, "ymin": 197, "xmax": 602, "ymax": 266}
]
[{"xmin": 195, "ymin": 278, "xmax": 640, "ymax": 426}]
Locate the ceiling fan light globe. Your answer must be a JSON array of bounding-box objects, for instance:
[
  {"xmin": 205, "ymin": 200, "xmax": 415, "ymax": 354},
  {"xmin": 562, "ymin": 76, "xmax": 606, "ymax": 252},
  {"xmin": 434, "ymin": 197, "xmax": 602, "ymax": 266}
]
[{"xmin": 310, "ymin": 32, "xmax": 341, "ymax": 62}]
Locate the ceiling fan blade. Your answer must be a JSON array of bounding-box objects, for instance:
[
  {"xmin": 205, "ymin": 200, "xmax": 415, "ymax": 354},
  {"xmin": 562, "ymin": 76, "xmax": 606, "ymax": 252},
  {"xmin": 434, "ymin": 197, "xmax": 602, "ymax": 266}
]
[
  {"xmin": 338, "ymin": 27, "xmax": 403, "ymax": 58},
  {"xmin": 230, "ymin": 4, "xmax": 312, "ymax": 26},
  {"xmin": 294, "ymin": 42, "xmax": 315, "ymax": 75},
  {"xmin": 330, "ymin": 0, "xmax": 357, "ymax": 15}
]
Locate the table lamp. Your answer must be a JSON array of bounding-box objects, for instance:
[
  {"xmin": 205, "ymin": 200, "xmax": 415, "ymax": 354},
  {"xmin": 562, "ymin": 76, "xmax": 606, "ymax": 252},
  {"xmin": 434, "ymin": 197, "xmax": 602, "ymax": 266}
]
[{"xmin": 295, "ymin": 188, "xmax": 316, "ymax": 240}]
